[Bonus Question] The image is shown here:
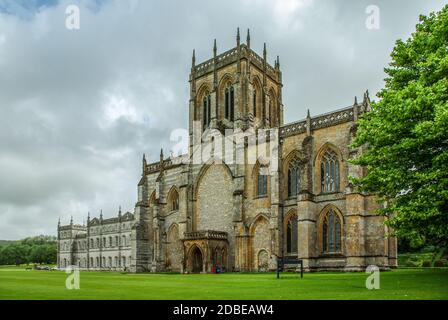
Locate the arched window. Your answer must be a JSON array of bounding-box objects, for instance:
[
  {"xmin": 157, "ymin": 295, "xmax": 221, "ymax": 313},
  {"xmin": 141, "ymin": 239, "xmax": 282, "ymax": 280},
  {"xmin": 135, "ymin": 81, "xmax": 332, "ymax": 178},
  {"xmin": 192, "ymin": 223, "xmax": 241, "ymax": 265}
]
[
  {"xmin": 169, "ymin": 189, "xmax": 179, "ymax": 211},
  {"xmin": 321, "ymin": 150, "xmax": 340, "ymax": 193},
  {"xmin": 122, "ymin": 256, "xmax": 126, "ymax": 267},
  {"xmin": 288, "ymin": 161, "xmax": 300, "ymax": 197},
  {"xmin": 108, "ymin": 257, "xmax": 112, "ymax": 268},
  {"xmin": 122, "ymin": 235, "xmax": 126, "ymax": 246},
  {"xmin": 203, "ymin": 94, "xmax": 211, "ymax": 129},
  {"xmin": 115, "ymin": 236, "xmax": 118, "ymax": 247},
  {"xmin": 90, "ymin": 257, "xmax": 93, "ymax": 267},
  {"xmin": 109, "ymin": 237, "xmax": 112, "ymax": 247},
  {"xmin": 253, "ymin": 90, "xmax": 257, "ymax": 117},
  {"xmin": 257, "ymin": 166, "xmax": 268, "ymax": 197},
  {"xmin": 96, "ymin": 257, "xmax": 99, "ymax": 267},
  {"xmin": 322, "ymin": 209, "xmax": 342, "ymax": 253},
  {"xmin": 286, "ymin": 215, "xmax": 298, "ymax": 255},
  {"xmin": 102, "ymin": 237, "xmax": 106, "ymax": 247},
  {"xmin": 225, "ymin": 85, "xmax": 234, "ymax": 121}
]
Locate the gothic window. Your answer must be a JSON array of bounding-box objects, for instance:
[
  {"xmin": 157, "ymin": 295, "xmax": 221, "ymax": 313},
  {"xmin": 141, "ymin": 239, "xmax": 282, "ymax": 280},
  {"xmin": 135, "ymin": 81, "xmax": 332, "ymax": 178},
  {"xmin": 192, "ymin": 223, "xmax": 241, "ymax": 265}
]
[
  {"xmin": 321, "ymin": 150, "xmax": 340, "ymax": 193},
  {"xmin": 225, "ymin": 85, "xmax": 235, "ymax": 121},
  {"xmin": 122, "ymin": 235, "xmax": 126, "ymax": 246},
  {"xmin": 102, "ymin": 237, "xmax": 106, "ymax": 247},
  {"xmin": 122, "ymin": 256, "xmax": 126, "ymax": 267},
  {"xmin": 253, "ymin": 90, "xmax": 257, "ymax": 117},
  {"xmin": 288, "ymin": 161, "xmax": 300, "ymax": 197},
  {"xmin": 170, "ymin": 189, "xmax": 179, "ymax": 211},
  {"xmin": 257, "ymin": 167, "xmax": 268, "ymax": 197},
  {"xmin": 108, "ymin": 257, "xmax": 112, "ymax": 268},
  {"xmin": 96, "ymin": 238, "xmax": 100, "ymax": 248},
  {"xmin": 322, "ymin": 209, "xmax": 342, "ymax": 253},
  {"xmin": 286, "ymin": 215, "xmax": 298, "ymax": 255},
  {"xmin": 109, "ymin": 236, "xmax": 112, "ymax": 247},
  {"xmin": 203, "ymin": 94, "xmax": 211, "ymax": 129},
  {"xmin": 96, "ymin": 257, "xmax": 99, "ymax": 267},
  {"xmin": 115, "ymin": 236, "xmax": 119, "ymax": 247}
]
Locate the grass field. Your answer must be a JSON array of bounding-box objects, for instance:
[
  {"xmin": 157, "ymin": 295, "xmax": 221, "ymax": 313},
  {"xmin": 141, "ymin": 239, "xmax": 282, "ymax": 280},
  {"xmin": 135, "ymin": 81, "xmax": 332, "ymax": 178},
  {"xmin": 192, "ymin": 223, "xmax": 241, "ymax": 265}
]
[{"xmin": 0, "ymin": 268, "xmax": 447, "ymax": 300}]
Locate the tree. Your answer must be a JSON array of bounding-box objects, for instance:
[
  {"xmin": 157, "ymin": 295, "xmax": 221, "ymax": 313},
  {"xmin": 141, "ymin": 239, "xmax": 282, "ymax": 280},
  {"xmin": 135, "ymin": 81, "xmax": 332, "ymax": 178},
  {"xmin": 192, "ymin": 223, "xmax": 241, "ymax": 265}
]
[{"xmin": 351, "ymin": 5, "xmax": 448, "ymax": 248}]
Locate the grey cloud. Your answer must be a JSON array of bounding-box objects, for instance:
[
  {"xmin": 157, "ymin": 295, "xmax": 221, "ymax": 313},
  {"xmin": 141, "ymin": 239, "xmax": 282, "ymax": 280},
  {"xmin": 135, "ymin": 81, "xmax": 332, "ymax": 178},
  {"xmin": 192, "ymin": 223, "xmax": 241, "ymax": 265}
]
[{"xmin": 0, "ymin": 0, "xmax": 446, "ymax": 239}]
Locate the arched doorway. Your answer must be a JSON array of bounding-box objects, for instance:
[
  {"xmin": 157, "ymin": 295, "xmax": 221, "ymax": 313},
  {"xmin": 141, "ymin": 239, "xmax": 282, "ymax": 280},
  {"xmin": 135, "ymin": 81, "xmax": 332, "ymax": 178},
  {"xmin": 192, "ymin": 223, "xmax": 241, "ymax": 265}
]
[{"xmin": 191, "ymin": 246, "xmax": 203, "ymax": 273}]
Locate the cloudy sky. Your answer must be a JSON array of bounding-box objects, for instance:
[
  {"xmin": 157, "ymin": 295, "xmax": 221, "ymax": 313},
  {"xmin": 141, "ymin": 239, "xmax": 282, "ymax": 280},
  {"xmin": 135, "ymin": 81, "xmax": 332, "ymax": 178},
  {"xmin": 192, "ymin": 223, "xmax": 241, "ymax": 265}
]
[{"xmin": 0, "ymin": 0, "xmax": 446, "ymax": 239}]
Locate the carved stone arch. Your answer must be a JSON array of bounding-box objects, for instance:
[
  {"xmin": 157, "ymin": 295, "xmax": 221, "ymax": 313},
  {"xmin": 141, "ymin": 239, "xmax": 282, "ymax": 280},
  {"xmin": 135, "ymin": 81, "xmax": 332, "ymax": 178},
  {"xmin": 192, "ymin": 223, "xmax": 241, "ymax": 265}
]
[
  {"xmin": 267, "ymin": 87, "xmax": 278, "ymax": 127},
  {"xmin": 166, "ymin": 223, "xmax": 181, "ymax": 271},
  {"xmin": 196, "ymin": 83, "xmax": 212, "ymax": 122},
  {"xmin": 251, "ymin": 76, "xmax": 263, "ymax": 119},
  {"xmin": 314, "ymin": 142, "xmax": 344, "ymax": 194},
  {"xmin": 249, "ymin": 213, "xmax": 270, "ymax": 234},
  {"xmin": 249, "ymin": 214, "xmax": 271, "ymax": 271},
  {"xmin": 315, "ymin": 142, "xmax": 344, "ymax": 164},
  {"xmin": 186, "ymin": 244, "xmax": 204, "ymax": 273},
  {"xmin": 317, "ymin": 204, "xmax": 345, "ymax": 255},
  {"xmin": 284, "ymin": 208, "xmax": 299, "ymax": 256},
  {"xmin": 252, "ymin": 157, "xmax": 271, "ymax": 198},
  {"xmin": 149, "ymin": 190, "xmax": 157, "ymax": 206},
  {"xmin": 218, "ymin": 73, "xmax": 236, "ymax": 121},
  {"xmin": 193, "ymin": 162, "xmax": 234, "ymax": 199},
  {"xmin": 167, "ymin": 185, "xmax": 179, "ymax": 212},
  {"xmin": 218, "ymin": 73, "xmax": 236, "ymax": 90},
  {"xmin": 282, "ymin": 150, "xmax": 304, "ymax": 199}
]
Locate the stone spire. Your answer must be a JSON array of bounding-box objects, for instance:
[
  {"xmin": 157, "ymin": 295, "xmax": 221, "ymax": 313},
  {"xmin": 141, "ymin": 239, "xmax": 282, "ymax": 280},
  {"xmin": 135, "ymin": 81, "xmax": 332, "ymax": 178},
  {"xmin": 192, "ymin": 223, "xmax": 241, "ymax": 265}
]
[
  {"xmin": 70, "ymin": 216, "xmax": 73, "ymax": 226},
  {"xmin": 58, "ymin": 217, "xmax": 61, "ymax": 228},
  {"xmin": 142, "ymin": 153, "xmax": 147, "ymax": 176},
  {"xmin": 87, "ymin": 211, "xmax": 90, "ymax": 223},
  {"xmin": 191, "ymin": 49, "xmax": 196, "ymax": 69},
  {"xmin": 160, "ymin": 148, "xmax": 164, "ymax": 163},
  {"xmin": 306, "ymin": 109, "xmax": 311, "ymax": 136},
  {"xmin": 263, "ymin": 42, "xmax": 267, "ymax": 61},
  {"xmin": 213, "ymin": 39, "xmax": 217, "ymax": 58},
  {"xmin": 275, "ymin": 55, "xmax": 280, "ymax": 69},
  {"xmin": 363, "ymin": 90, "xmax": 370, "ymax": 104},
  {"xmin": 100, "ymin": 209, "xmax": 103, "ymax": 222},
  {"xmin": 354, "ymin": 96, "xmax": 358, "ymax": 105},
  {"xmin": 246, "ymin": 28, "xmax": 251, "ymax": 48},
  {"xmin": 236, "ymin": 27, "xmax": 240, "ymax": 46}
]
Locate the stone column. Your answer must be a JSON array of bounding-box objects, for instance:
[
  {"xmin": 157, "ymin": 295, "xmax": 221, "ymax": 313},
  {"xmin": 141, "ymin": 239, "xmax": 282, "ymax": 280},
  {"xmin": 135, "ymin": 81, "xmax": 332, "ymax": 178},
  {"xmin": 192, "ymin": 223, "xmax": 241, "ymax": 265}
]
[{"xmin": 297, "ymin": 192, "xmax": 317, "ymax": 271}]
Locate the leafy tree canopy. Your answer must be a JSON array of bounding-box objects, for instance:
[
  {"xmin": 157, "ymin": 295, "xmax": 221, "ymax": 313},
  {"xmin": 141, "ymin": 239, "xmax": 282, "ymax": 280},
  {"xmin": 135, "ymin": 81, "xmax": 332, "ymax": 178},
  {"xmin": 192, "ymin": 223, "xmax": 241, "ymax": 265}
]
[{"xmin": 351, "ymin": 5, "xmax": 448, "ymax": 248}]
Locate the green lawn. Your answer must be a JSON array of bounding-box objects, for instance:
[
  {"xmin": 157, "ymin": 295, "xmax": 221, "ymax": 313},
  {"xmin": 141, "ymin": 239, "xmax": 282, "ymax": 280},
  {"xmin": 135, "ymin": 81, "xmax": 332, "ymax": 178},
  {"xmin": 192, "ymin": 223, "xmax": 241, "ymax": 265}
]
[{"xmin": 0, "ymin": 268, "xmax": 447, "ymax": 300}]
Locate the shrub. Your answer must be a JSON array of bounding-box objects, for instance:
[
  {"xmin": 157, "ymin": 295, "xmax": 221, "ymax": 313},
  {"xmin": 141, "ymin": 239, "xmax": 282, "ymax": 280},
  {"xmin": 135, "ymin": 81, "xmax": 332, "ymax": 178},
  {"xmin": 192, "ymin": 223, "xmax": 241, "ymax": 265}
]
[
  {"xmin": 434, "ymin": 260, "xmax": 445, "ymax": 268},
  {"xmin": 422, "ymin": 261, "xmax": 432, "ymax": 268}
]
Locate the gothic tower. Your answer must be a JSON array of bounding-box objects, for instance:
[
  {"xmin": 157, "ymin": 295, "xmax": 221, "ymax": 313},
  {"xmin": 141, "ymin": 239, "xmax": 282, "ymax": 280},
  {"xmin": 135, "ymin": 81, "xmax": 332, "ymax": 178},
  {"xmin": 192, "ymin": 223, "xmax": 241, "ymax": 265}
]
[{"xmin": 188, "ymin": 29, "xmax": 284, "ymax": 155}]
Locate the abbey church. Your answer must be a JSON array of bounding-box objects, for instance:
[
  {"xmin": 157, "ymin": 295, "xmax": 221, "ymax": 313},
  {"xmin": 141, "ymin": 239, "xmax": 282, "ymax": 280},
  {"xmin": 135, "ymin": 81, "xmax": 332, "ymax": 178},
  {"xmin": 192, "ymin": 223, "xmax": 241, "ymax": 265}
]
[{"xmin": 57, "ymin": 30, "xmax": 398, "ymax": 273}]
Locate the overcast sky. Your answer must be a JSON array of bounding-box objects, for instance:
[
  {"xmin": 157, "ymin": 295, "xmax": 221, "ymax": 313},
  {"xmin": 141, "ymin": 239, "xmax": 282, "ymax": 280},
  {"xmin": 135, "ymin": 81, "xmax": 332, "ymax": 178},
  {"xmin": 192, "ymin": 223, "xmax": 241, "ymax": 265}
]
[{"xmin": 0, "ymin": 0, "xmax": 446, "ymax": 239}]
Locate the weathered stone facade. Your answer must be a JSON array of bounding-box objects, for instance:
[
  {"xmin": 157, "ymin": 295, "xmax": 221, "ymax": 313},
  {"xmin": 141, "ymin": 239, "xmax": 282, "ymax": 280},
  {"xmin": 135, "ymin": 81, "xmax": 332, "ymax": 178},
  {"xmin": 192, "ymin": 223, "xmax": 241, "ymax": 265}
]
[{"xmin": 58, "ymin": 30, "xmax": 398, "ymax": 273}]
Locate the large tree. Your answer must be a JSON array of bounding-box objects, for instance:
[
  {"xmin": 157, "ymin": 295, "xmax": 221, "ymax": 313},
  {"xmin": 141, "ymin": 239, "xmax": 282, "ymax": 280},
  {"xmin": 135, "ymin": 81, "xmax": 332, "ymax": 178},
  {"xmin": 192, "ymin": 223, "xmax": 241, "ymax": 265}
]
[{"xmin": 351, "ymin": 5, "xmax": 448, "ymax": 248}]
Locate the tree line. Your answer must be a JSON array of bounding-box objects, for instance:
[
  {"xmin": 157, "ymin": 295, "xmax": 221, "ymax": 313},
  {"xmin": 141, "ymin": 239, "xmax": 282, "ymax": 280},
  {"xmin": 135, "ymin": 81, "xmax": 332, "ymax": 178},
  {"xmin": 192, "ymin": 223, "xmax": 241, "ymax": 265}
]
[{"xmin": 0, "ymin": 235, "xmax": 57, "ymax": 265}]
